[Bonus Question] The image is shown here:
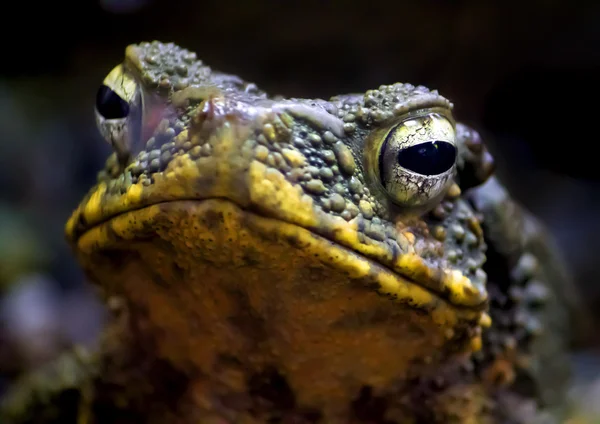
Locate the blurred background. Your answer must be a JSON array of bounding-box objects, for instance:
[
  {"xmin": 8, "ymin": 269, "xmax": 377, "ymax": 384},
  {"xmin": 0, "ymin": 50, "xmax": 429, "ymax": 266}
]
[{"xmin": 1, "ymin": 0, "xmax": 599, "ymax": 418}]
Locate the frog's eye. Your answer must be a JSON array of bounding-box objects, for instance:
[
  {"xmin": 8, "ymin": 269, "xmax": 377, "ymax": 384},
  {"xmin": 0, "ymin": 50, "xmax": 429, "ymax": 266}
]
[
  {"xmin": 96, "ymin": 85, "xmax": 130, "ymax": 120},
  {"xmin": 94, "ymin": 65, "xmax": 141, "ymax": 163},
  {"xmin": 378, "ymin": 113, "xmax": 456, "ymax": 207}
]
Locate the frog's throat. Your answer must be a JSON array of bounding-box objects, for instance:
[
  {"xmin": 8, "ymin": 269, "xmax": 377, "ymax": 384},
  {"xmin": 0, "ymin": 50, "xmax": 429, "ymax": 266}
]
[
  {"xmin": 72, "ymin": 198, "xmax": 488, "ymax": 412},
  {"xmin": 66, "ymin": 122, "xmax": 487, "ymax": 310}
]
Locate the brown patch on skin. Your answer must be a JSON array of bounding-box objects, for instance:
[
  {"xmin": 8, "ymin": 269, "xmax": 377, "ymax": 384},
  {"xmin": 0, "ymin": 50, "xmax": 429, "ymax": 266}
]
[
  {"xmin": 482, "ymin": 357, "xmax": 516, "ymax": 388},
  {"xmin": 247, "ymin": 368, "xmax": 295, "ymax": 413},
  {"xmin": 426, "ymin": 383, "xmax": 493, "ymax": 424},
  {"xmin": 350, "ymin": 386, "xmax": 392, "ymax": 424},
  {"xmin": 393, "ymin": 363, "xmax": 496, "ymax": 424},
  {"xmin": 225, "ymin": 288, "xmax": 269, "ymax": 345},
  {"xmin": 330, "ymin": 306, "xmax": 428, "ymax": 337}
]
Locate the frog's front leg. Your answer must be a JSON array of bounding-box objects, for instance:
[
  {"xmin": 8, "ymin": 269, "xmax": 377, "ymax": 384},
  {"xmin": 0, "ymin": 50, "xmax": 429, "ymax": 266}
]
[
  {"xmin": 0, "ymin": 298, "xmax": 141, "ymax": 424},
  {"xmin": 0, "ymin": 346, "xmax": 97, "ymax": 424}
]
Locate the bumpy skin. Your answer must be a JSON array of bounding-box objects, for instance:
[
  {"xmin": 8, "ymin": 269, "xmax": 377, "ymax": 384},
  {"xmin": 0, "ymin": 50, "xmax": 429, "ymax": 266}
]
[{"xmin": 1, "ymin": 41, "xmax": 575, "ymax": 423}]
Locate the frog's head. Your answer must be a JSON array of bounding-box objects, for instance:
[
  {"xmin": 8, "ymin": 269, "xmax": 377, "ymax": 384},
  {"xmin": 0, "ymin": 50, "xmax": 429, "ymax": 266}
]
[{"xmin": 66, "ymin": 41, "xmax": 495, "ymax": 408}]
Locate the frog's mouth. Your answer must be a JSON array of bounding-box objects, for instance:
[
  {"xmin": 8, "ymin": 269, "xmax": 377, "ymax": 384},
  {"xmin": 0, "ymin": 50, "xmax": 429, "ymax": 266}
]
[{"xmin": 69, "ymin": 189, "xmax": 486, "ymax": 326}]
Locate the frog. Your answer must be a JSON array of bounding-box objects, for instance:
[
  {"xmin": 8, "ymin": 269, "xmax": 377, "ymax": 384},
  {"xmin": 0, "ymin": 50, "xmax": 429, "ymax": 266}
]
[{"xmin": 0, "ymin": 41, "xmax": 579, "ymax": 424}]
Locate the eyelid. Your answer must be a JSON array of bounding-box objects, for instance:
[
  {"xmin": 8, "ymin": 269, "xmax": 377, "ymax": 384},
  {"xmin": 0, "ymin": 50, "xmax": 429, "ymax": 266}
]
[
  {"xmin": 384, "ymin": 113, "xmax": 456, "ymax": 152},
  {"xmin": 102, "ymin": 64, "xmax": 138, "ymax": 104}
]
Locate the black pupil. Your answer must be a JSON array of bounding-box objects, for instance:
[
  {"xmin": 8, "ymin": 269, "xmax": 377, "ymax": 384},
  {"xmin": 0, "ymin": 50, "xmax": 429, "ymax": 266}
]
[
  {"xmin": 96, "ymin": 85, "xmax": 130, "ymax": 119},
  {"xmin": 397, "ymin": 141, "xmax": 456, "ymax": 176}
]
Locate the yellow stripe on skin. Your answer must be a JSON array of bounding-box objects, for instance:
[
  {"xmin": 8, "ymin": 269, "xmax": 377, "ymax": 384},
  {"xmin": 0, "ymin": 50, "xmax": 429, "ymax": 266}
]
[
  {"xmin": 443, "ymin": 269, "xmax": 486, "ymax": 306},
  {"xmin": 248, "ymin": 161, "xmax": 319, "ymax": 229}
]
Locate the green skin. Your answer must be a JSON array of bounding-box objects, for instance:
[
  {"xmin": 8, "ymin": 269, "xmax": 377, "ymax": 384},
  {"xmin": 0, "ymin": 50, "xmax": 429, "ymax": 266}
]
[{"xmin": 0, "ymin": 41, "xmax": 578, "ymax": 424}]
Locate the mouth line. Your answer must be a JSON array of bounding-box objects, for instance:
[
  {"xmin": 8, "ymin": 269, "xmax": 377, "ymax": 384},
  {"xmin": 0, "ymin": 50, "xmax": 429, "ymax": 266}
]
[{"xmin": 72, "ymin": 197, "xmax": 485, "ymax": 313}]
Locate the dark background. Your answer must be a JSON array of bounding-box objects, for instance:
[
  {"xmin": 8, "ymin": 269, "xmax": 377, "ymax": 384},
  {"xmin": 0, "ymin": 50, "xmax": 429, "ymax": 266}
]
[{"xmin": 1, "ymin": 0, "xmax": 599, "ymax": 411}]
